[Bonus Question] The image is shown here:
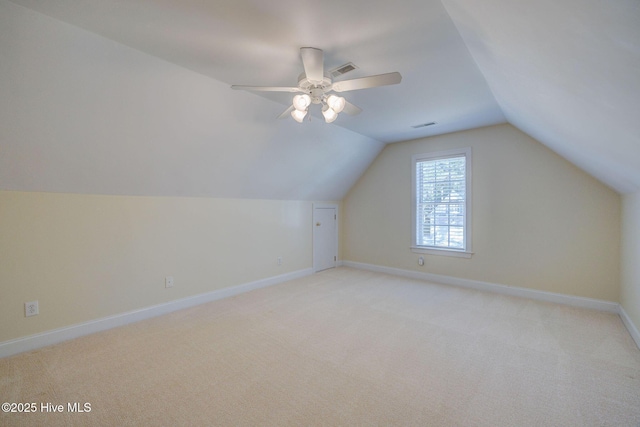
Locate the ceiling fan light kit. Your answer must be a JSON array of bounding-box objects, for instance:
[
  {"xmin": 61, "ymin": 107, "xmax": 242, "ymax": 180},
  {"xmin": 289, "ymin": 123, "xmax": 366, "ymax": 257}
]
[
  {"xmin": 291, "ymin": 108, "xmax": 307, "ymax": 123},
  {"xmin": 231, "ymin": 47, "xmax": 402, "ymax": 124},
  {"xmin": 293, "ymin": 94, "xmax": 311, "ymax": 111},
  {"xmin": 327, "ymin": 94, "xmax": 346, "ymax": 113},
  {"xmin": 322, "ymin": 104, "xmax": 338, "ymax": 123}
]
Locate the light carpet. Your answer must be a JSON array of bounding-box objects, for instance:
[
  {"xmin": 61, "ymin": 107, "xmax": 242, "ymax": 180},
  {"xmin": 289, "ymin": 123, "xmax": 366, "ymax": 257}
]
[{"xmin": 1, "ymin": 267, "xmax": 640, "ymax": 426}]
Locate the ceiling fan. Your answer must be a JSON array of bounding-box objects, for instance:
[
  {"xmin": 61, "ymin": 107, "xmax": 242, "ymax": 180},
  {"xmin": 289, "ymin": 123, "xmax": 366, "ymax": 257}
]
[{"xmin": 231, "ymin": 47, "xmax": 402, "ymax": 123}]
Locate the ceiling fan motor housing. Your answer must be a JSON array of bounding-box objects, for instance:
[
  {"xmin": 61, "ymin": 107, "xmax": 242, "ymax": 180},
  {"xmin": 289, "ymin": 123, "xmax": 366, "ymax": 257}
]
[{"xmin": 298, "ymin": 73, "xmax": 332, "ymax": 104}]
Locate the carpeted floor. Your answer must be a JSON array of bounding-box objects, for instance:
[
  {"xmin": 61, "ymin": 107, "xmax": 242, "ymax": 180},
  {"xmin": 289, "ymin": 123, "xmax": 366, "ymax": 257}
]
[{"xmin": 1, "ymin": 267, "xmax": 640, "ymax": 426}]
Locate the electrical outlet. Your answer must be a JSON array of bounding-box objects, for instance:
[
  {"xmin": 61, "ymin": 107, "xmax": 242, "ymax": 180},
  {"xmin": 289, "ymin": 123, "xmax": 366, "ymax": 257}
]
[
  {"xmin": 165, "ymin": 276, "xmax": 174, "ymax": 288},
  {"xmin": 277, "ymin": 257, "xmax": 282, "ymax": 266},
  {"xmin": 25, "ymin": 301, "xmax": 39, "ymax": 317},
  {"xmin": 418, "ymin": 256, "xmax": 425, "ymax": 266}
]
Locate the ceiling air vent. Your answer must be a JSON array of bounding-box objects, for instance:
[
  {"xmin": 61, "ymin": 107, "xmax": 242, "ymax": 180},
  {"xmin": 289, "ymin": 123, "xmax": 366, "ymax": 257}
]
[
  {"xmin": 329, "ymin": 62, "xmax": 358, "ymax": 79},
  {"xmin": 411, "ymin": 122, "xmax": 437, "ymax": 129}
]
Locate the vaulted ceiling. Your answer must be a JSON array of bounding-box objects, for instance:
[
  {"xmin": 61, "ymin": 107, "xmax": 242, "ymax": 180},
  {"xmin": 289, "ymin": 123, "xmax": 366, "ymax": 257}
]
[{"xmin": 1, "ymin": 0, "xmax": 638, "ymax": 200}]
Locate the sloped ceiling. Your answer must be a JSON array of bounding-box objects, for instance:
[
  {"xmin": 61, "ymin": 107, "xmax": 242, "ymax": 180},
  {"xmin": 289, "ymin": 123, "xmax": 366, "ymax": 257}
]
[
  {"xmin": 442, "ymin": 0, "xmax": 640, "ymax": 194},
  {"xmin": 1, "ymin": 0, "xmax": 638, "ymax": 199}
]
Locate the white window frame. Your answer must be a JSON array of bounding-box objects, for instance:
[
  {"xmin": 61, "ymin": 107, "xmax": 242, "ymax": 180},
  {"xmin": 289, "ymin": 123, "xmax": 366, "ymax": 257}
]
[{"xmin": 411, "ymin": 147, "xmax": 473, "ymax": 258}]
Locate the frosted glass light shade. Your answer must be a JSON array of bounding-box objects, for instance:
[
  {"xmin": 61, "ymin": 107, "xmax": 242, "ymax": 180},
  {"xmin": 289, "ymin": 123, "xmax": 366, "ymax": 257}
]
[
  {"xmin": 293, "ymin": 94, "xmax": 311, "ymax": 111},
  {"xmin": 291, "ymin": 108, "xmax": 307, "ymax": 123},
  {"xmin": 326, "ymin": 95, "xmax": 345, "ymax": 113},
  {"xmin": 322, "ymin": 105, "xmax": 338, "ymax": 123}
]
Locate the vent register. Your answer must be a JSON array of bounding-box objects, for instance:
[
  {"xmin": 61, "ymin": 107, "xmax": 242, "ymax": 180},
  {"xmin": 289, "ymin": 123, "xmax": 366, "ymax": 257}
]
[
  {"xmin": 329, "ymin": 62, "xmax": 358, "ymax": 78},
  {"xmin": 331, "ymin": 63, "xmax": 436, "ymax": 130}
]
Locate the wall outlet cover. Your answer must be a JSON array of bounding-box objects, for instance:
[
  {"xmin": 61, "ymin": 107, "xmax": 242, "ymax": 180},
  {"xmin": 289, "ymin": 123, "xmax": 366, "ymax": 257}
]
[{"xmin": 25, "ymin": 301, "xmax": 39, "ymax": 317}]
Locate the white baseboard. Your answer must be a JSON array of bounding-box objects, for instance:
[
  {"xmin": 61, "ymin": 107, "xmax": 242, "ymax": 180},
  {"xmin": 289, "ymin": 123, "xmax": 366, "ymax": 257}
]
[
  {"xmin": 0, "ymin": 268, "xmax": 314, "ymax": 359},
  {"xmin": 619, "ymin": 306, "xmax": 640, "ymax": 350},
  {"xmin": 4, "ymin": 263, "xmax": 638, "ymax": 357},
  {"xmin": 342, "ymin": 261, "xmax": 619, "ymax": 312},
  {"xmin": 342, "ymin": 261, "xmax": 640, "ymax": 350}
]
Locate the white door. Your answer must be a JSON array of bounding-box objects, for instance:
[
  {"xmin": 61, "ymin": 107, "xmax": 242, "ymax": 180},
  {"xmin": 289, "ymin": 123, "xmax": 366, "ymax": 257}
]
[{"xmin": 313, "ymin": 206, "xmax": 337, "ymax": 272}]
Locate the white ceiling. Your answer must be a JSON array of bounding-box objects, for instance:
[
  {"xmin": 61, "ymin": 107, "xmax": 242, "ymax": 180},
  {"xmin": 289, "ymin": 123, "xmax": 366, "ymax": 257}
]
[
  {"xmin": 6, "ymin": 0, "xmax": 506, "ymax": 142},
  {"xmin": 442, "ymin": 0, "xmax": 640, "ymax": 194},
  {"xmin": 2, "ymin": 0, "xmax": 639, "ymax": 197}
]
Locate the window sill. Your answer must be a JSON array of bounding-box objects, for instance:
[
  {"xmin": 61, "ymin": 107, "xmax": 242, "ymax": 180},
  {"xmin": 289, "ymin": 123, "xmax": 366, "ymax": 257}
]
[{"xmin": 410, "ymin": 246, "xmax": 474, "ymax": 259}]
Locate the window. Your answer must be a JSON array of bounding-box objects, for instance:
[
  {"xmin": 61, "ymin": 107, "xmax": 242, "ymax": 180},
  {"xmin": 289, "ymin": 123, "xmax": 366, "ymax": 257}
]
[{"xmin": 411, "ymin": 148, "xmax": 472, "ymax": 257}]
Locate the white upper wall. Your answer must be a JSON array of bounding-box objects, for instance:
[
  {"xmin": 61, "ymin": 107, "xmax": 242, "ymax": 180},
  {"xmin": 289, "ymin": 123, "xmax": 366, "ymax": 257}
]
[{"xmin": 0, "ymin": 1, "xmax": 384, "ymax": 201}]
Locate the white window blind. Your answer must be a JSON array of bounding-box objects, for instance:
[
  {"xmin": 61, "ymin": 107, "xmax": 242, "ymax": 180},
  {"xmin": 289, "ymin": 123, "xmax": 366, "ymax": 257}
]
[{"xmin": 412, "ymin": 148, "xmax": 471, "ymax": 255}]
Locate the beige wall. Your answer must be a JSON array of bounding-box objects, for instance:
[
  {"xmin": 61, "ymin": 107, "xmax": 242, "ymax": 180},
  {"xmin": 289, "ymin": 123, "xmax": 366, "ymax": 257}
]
[
  {"xmin": 344, "ymin": 124, "xmax": 621, "ymax": 301},
  {"xmin": 0, "ymin": 191, "xmax": 315, "ymax": 342},
  {"xmin": 621, "ymin": 192, "xmax": 640, "ymax": 332}
]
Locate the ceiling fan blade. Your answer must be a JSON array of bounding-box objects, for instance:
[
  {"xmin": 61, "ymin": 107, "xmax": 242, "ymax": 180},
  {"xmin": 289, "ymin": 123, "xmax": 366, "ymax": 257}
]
[
  {"xmin": 342, "ymin": 101, "xmax": 362, "ymax": 116},
  {"xmin": 300, "ymin": 47, "xmax": 324, "ymax": 83},
  {"xmin": 231, "ymin": 85, "xmax": 301, "ymax": 92},
  {"xmin": 277, "ymin": 105, "xmax": 294, "ymax": 119},
  {"xmin": 331, "ymin": 72, "xmax": 402, "ymax": 92}
]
